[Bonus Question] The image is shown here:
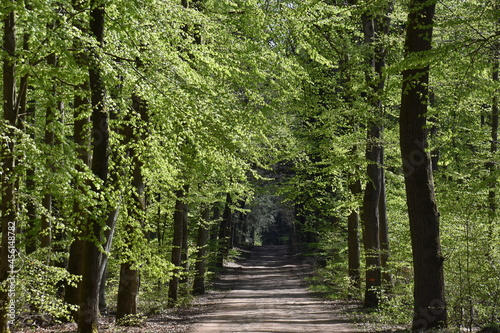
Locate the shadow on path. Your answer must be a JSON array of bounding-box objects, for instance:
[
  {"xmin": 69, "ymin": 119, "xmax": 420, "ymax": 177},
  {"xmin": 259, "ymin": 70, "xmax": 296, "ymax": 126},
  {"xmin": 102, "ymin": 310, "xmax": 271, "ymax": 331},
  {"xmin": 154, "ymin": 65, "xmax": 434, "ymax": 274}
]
[{"xmin": 189, "ymin": 245, "xmax": 359, "ymax": 333}]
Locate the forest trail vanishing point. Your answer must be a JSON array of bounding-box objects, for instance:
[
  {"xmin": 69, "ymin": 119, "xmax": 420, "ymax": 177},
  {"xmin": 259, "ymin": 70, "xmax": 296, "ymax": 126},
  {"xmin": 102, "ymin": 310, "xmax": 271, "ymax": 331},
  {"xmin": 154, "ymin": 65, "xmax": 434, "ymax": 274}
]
[{"xmin": 189, "ymin": 245, "xmax": 357, "ymax": 333}]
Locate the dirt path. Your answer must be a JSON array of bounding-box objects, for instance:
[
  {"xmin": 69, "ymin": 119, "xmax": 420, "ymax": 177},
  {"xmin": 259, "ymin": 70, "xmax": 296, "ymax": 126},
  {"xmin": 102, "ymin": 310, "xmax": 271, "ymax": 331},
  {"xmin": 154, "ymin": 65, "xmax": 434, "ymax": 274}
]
[{"xmin": 189, "ymin": 245, "xmax": 358, "ymax": 333}]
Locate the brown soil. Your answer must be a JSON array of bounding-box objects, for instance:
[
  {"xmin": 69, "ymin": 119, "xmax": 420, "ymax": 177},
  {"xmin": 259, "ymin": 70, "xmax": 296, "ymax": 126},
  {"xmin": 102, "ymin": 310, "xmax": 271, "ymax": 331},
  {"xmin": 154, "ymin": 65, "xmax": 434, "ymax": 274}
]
[{"xmin": 189, "ymin": 245, "xmax": 360, "ymax": 333}]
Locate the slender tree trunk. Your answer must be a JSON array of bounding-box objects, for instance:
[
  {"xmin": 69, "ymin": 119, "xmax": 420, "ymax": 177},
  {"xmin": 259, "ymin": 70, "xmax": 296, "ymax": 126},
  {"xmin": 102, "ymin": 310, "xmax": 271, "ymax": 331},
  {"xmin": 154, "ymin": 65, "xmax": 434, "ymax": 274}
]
[
  {"xmin": 193, "ymin": 207, "xmax": 210, "ymax": 295},
  {"xmin": 0, "ymin": 4, "xmax": 17, "ymax": 332},
  {"xmin": 180, "ymin": 204, "xmax": 189, "ymax": 285},
  {"xmin": 209, "ymin": 205, "xmax": 220, "ymax": 248},
  {"xmin": 348, "ymin": 178, "xmax": 361, "ymax": 292},
  {"xmin": 98, "ymin": 264, "xmax": 108, "ymax": 312},
  {"xmin": 400, "ymin": 0, "xmax": 447, "ymax": 330},
  {"xmin": 361, "ymin": 9, "xmax": 390, "ymax": 307},
  {"xmin": 40, "ymin": 51, "xmax": 60, "ymax": 254},
  {"xmin": 223, "ymin": 194, "xmax": 234, "ymax": 254},
  {"xmin": 168, "ymin": 186, "xmax": 188, "ymax": 306},
  {"xmin": 488, "ymin": 21, "xmax": 499, "ymax": 251},
  {"xmin": 216, "ymin": 193, "xmax": 232, "ymax": 268},
  {"xmin": 379, "ymin": 149, "xmax": 391, "ymax": 286},
  {"xmin": 361, "ymin": 130, "xmax": 382, "ymax": 307},
  {"xmin": 77, "ymin": 2, "xmax": 108, "ymax": 332},
  {"xmin": 19, "ymin": 30, "xmax": 38, "ymax": 255}
]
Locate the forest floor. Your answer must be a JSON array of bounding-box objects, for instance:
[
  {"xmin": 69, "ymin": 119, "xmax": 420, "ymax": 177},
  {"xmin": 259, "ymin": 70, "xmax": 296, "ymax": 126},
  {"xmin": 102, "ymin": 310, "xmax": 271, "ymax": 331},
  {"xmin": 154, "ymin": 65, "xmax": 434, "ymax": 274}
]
[
  {"xmin": 188, "ymin": 244, "xmax": 362, "ymax": 333},
  {"xmin": 16, "ymin": 245, "xmax": 406, "ymax": 333}
]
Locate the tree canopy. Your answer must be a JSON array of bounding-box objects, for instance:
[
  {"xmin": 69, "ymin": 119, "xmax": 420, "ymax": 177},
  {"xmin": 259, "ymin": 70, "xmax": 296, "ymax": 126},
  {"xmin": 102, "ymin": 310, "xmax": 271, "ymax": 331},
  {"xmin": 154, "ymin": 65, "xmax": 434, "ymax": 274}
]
[{"xmin": 1, "ymin": 0, "xmax": 499, "ymax": 332}]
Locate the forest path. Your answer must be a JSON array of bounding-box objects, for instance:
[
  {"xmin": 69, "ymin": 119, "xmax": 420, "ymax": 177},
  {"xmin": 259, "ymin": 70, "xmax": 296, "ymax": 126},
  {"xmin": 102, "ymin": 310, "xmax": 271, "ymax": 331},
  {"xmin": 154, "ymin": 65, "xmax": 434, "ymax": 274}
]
[{"xmin": 189, "ymin": 245, "xmax": 357, "ymax": 333}]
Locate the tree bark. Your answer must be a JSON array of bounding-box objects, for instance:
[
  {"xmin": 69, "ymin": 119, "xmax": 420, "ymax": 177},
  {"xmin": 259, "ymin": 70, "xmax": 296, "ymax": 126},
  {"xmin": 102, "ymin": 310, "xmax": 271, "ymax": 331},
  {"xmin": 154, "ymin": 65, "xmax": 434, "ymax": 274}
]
[
  {"xmin": 65, "ymin": 0, "xmax": 92, "ymax": 315},
  {"xmin": 19, "ymin": 30, "xmax": 38, "ymax": 256},
  {"xmin": 65, "ymin": 82, "xmax": 91, "ymax": 321},
  {"xmin": 193, "ymin": 207, "xmax": 210, "ymax": 295},
  {"xmin": 0, "ymin": 4, "xmax": 17, "ymax": 332},
  {"xmin": 168, "ymin": 186, "xmax": 189, "ymax": 306},
  {"xmin": 40, "ymin": 50, "xmax": 60, "ymax": 255},
  {"xmin": 488, "ymin": 16, "xmax": 499, "ymax": 252},
  {"xmin": 361, "ymin": 136, "xmax": 382, "ymax": 307},
  {"xmin": 116, "ymin": 262, "xmax": 139, "ymax": 321},
  {"xmin": 348, "ymin": 178, "xmax": 361, "ymax": 291},
  {"xmin": 379, "ymin": 151, "xmax": 391, "ymax": 286},
  {"xmin": 116, "ymin": 89, "xmax": 148, "ymax": 321},
  {"xmin": 360, "ymin": 8, "xmax": 390, "ymax": 308},
  {"xmin": 77, "ymin": 2, "xmax": 108, "ymax": 332},
  {"xmin": 400, "ymin": 0, "xmax": 447, "ymax": 330},
  {"xmin": 180, "ymin": 203, "xmax": 189, "ymax": 285},
  {"xmin": 216, "ymin": 193, "xmax": 232, "ymax": 268}
]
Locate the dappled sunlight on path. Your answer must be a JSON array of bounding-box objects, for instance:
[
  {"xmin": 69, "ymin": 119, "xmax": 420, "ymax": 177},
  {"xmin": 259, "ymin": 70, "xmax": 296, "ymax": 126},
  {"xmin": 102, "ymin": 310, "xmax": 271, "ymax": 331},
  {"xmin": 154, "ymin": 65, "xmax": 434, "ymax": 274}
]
[{"xmin": 190, "ymin": 245, "xmax": 357, "ymax": 333}]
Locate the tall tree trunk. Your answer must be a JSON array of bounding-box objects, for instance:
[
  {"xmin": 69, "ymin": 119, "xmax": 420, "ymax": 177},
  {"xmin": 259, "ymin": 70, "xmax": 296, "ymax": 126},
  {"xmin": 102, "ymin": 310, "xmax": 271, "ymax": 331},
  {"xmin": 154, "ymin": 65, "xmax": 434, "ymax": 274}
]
[
  {"xmin": 180, "ymin": 205, "xmax": 189, "ymax": 285},
  {"xmin": 65, "ymin": 83, "xmax": 91, "ymax": 321},
  {"xmin": 348, "ymin": 178, "xmax": 361, "ymax": 292},
  {"xmin": 77, "ymin": 2, "xmax": 108, "ymax": 332},
  {"xmin": 65, "ymin": 0, "xmax": 92, "ymax": 314},
  {"xmin": 168, "ymin": 186, "xmax": 189, "ymax": 306},
  {"xmin": 116, "ymin": 262, "xmax": 139, "ymax": 321},
  {"xmin": 488, "ymin": 16, "xmax": 499, "ymax": 252},
  {"xmin": 19, "ymin": 30, "xmax": 38, "ymax": 255},
  {"xmin": 40, "ymin": 50, "xmax": 60, "ymax": 255},
  {"xmin": 216, "ymin": 193, "xmax": 232, "ymax": 268},
  {"xmin": 360, "ymin": 8, "xmax": 390, "ymax": 307},
  {"xmin": 116, "ymin": 90, "xmax": 148, "ymax": 321},
  {"xmin": 400, "ymin": 0, "xmax": 447, "ymax": 330},
  {"xmin": 379, "ymin": 149, "xmax": 391, "ymax": 286},
  {"xmin": 361, "ymin": 126, "xmax": 382, "ymax": 308},
  {"xmin": 0, "ymin": 4, "xmax": 17, "ymax": 332},
  {"xmin": 193, "ymin": 207, "xmax": 210, "ymax": 295}
]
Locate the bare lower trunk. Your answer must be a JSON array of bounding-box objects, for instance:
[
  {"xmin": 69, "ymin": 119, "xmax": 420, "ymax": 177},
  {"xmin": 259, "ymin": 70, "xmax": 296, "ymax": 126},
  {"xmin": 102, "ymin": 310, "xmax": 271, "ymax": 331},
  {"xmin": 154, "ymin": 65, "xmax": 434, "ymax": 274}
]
[
  {"xmin": 168, "ymin": 187, "xmax": 188, "ymax": 306},
  {"xmin": 347, "ymin": 179, "xmax": 361, "ymax": 292},
  {"xmin": 116, "ymin": 262, "xmax": 139, "ymax": 321},
  {"xmin": 193, "ymin": 207, "xmax": 210, "ymax": 295},
  {"xmin": 379, "ymin": 148, "xmax": 391, "ymax": 286},
  {"xmin": 216, "ymin": 193, "xmax": 233, "ymax": 268},
  {"xmin": 400, "ymin": 0, "xmax": 447, "ymax": 329}
]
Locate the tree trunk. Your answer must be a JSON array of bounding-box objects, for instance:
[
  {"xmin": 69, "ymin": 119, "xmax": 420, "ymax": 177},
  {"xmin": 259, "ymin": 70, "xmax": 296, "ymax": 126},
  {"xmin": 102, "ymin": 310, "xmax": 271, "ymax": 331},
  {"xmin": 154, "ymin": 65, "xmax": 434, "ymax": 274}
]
[
  {"xmin": 379, "ymin": 151, "xmax": 391, "ymax": 286},
  {"xmin": 116, "ymin": 90, "xmax": 148, "ymax": 321},
  {"xmin": 65, "ymin": 0, "xmax": 92, "ymax": 314},
  {"xmin": 40, "ymin": 50, "xmax": 60, "ymax": 254},
  {"xmin": 65, "ymin": 85, "xmax": 91, "ymax": 321},
  {"xmin": 361, "ymin": 10, "xmax": 389, "ymax": 307},
  {"xmin": 193, "ymin": 207, "xmax": 210, "ymax": 295},
  {"xmin": 348, "ymin": 178, "xmax": 361, "ymax": 292},
  {"xmin": 361, "ymin": 134, "xmax": 382, "ymax": 307},
  {"xmin": 66, "ymin": 238, "xmax": 85, "ymax": 320},
  {"xmin": 488, "ymin": 21, "xmax": 499, "ymax": 252},
  {"xmin": 0, "ymin": 4, "xmax": 17, "ymax": 332},
  {"xmin": 77, "ymin": 2, "xmax": 108, "ymax": 332},
  {"xmin": 400, "ymin": 0, "xmax": 447, "ymax": 330},
  {"xmin": 180, "ymin": 204, "xmax": 189, "ymax": 285},
  {"xmin": 19, "ymin": 31, "xmax": 38, "ymax": 255},
  {"xmin": 168, "ymin": 186, "xmax": 188, "ymax": 306},
  {"xmin": 216, "ymin": 193, "xmax": 232, "ymax": 268},
  {"xmin": 116, "ymin": 262, "xmax": 139, "ymax": 321}
]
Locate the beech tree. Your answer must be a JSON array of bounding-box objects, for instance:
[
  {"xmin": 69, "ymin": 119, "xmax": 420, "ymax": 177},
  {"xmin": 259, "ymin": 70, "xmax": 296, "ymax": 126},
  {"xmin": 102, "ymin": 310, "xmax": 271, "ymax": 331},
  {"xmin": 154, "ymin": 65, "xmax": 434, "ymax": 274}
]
[
  {"xmin": 77, "ymin": 1, "xmax": 113, "ymax": 332},
  {"xmin": 399, "ymin": 0, "xmax": 447, "ymax": 329},
  {"xmin": 1, "ymin": 1, "xmax": 499, "ymax": 332},
  {"xmin": 360, "ymin": 2, "xmax": 391, "ymax": 308},
  {"xmin": 1, "ymin": 2, "xmax": 17, "ymax": 332}
]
